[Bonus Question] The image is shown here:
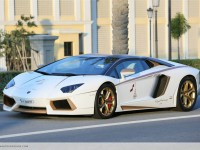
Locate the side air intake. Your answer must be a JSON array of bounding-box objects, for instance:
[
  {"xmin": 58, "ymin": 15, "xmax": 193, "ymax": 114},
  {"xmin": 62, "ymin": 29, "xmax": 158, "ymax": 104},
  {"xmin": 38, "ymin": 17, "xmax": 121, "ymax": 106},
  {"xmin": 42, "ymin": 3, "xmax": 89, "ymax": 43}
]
[{"xmin": 153, "ymin": 75, "xmax": 170, "ymax": 98}]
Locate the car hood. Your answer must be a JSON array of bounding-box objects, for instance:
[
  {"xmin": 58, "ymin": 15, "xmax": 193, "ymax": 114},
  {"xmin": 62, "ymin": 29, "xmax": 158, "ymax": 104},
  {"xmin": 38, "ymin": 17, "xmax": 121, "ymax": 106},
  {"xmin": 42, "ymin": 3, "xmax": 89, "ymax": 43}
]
[
  {"xmin": 7, "ymin": 72, "xmax": 68, "ymax": 98},
  {"xmin": 6, "ymin": 71, "xmax": 117, "ymax": 98},
  {"xmin": 4, "ymin": 71, "xmax": 118, "ymax": 99},
  {"xmin": 13, "ymin": 71, "xmax": 67, "ymax": 88}
]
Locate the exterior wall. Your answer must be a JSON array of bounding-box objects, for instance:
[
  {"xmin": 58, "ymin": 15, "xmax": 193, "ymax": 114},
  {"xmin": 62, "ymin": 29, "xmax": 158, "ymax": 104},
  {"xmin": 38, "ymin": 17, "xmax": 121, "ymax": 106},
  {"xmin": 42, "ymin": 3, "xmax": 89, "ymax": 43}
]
[
  {"xmin": 188, "ymin": 0, "xmax": 200, "ymax": 58},
  {"xmin": 1, "ymin": 0, "xmax": 92, "ymax": 62},
  {"xmin": 157, "ymin": 0, "xmax": 167, "ymax": 58},
  {"xmin": 97, "ymin": 0, "xmax": 112, "ymax": 54},
  {"xmin": 135, "ymin": 0, "xmax": 148, "ymax": 56},
  {"xmin": 132, "ymin": 0, "xmax": 200, "ymax": 60}
]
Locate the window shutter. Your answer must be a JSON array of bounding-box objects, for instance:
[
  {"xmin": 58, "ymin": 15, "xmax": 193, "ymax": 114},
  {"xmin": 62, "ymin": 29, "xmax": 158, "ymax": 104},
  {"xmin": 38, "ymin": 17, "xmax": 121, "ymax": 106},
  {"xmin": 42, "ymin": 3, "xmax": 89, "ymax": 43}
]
[
  {"xmin": 38, "ymin": 0, "xmax": 53, "ymax": 16},
  {"xmin": 60, "ymin": 0, "xmax": 74, "ymax": 16},
  {"xmin": 97, "ymin": 0, "xmax": 110, "ymax": 18},
  {"xmin": 98, "ymin": 26, "xmax": 111, "ymax": 54},
  {"xmin": 15, "ymin": 0, "xmax": 30, "ymax": 16}
]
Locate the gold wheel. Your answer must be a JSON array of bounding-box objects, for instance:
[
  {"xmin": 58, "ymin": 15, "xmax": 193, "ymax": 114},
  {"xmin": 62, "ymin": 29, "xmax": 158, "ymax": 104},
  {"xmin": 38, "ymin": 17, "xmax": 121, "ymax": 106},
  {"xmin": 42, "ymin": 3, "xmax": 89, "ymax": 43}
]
[
  {"xmin": 180, "ymin": 80, "xmax": 196, "ymax": 109},
  {"xmin": 98, "ymin": 87, "xmax": 116, "ymax": 117}
]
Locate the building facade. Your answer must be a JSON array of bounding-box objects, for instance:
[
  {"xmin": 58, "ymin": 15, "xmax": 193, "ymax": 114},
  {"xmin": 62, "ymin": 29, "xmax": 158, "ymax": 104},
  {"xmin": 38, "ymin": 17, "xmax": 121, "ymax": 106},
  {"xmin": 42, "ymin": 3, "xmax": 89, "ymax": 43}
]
[{"xmin": 0, "ymin": 0, "xmax": 200, "ymax": 71}]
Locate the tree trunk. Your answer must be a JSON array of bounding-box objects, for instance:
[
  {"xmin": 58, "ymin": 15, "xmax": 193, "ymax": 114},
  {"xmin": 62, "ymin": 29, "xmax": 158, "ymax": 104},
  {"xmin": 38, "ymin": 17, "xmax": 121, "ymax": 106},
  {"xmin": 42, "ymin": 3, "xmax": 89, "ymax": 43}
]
[
  {"xmin": 16, "ymin": 45, "xmax": 26, "ymax": 71},
  {"xmin": 177, "ymin": 38, "xmax": 180, "ymax": 61},
  {"xmin": 22, "ymin": 38, "xmax": 29, "ymax": 70},
  {"xmin": 112, "ymin": 0, "xmax": 129, "ymax": 54}
]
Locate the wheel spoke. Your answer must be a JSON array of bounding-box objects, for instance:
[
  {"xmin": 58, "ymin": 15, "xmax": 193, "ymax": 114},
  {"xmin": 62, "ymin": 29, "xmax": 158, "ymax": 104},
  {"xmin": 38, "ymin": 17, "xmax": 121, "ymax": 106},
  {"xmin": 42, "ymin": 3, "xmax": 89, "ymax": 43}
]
[
  {"xmin": 105, "ymin": 89, "xmax": 111, "ymax": 100},
  {"xmin": 184, "ymin": 82, "xmax": 189, "ymax": 91},
  {"xmin": 183, "ymin": 97, "xmax": 187, "ymax": 106},
  {"xmin": 105, "ymin": 104, "xmax": 110, "ymax": 114},
  {"xmin": 187, "ymin": 88, "xmax": 195, "ymax": 95},
  {"xmin": 100, "ymin": 103, "xmax": 105, "ymax": 113}
]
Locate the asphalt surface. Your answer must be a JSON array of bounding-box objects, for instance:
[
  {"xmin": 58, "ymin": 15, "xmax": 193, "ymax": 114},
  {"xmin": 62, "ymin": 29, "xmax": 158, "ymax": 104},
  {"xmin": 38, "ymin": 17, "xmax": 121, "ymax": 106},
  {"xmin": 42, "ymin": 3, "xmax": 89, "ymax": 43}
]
[{"xmin": 0, "ymin": 96, "xmax": 200, "ymax": 142}]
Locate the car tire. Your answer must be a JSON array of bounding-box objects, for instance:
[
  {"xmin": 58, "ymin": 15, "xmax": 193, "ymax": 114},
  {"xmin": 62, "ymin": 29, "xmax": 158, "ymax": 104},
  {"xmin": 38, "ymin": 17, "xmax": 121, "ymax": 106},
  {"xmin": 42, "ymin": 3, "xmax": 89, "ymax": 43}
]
[
  {"xmin": 176, "ymin": 76, "xmax": 197, "ymax": 111},
  {"xmin": 94, "ymin": 83, "xmax": 117, "ymax": 119}
]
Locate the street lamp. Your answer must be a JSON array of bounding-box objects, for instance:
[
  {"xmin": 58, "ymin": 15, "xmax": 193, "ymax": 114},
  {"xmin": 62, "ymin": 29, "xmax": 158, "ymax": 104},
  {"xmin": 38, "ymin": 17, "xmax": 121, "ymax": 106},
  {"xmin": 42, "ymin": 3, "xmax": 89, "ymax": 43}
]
[
  {"xmin": 147, "ymin": 8, "xmax": 153, "ymax": 57},
  {"xmin": 152, "ymin": 0, "xmax": 160, "ymax": 58}
]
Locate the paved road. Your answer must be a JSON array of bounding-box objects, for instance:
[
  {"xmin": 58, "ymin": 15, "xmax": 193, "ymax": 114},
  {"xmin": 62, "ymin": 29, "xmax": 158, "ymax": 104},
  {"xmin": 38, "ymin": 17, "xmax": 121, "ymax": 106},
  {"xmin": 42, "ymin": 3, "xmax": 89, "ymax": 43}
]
[{"xmin": 0, "ymin": 96, "xmax": 200, "ymax": 142}]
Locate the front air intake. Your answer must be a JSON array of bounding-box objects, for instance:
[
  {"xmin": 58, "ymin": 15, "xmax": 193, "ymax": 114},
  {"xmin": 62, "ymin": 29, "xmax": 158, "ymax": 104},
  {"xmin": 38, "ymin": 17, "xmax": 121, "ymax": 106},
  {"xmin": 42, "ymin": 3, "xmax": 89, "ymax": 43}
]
[
  {"xmin": 50, "ymin": 99, "xmax": 76, "ymax": 111},
  {"xmin": 3, "ymin": 95, "xmax": 16, "ymax": 107}
]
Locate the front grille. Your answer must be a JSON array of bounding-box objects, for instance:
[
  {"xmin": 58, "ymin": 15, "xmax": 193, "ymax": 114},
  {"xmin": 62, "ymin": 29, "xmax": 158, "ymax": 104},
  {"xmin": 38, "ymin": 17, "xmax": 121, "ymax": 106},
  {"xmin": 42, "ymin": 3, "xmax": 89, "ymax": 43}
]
[
  {"xmin": 3, "ymin": 95, "xmax": 16, "ymax": 107},
  {"xmin": 14, "ymin": 106, "xmax": 47, "ymax": 114},
  {"xmin": 19, "ymin": 106, "xmax": 46, "ymax": 110}
]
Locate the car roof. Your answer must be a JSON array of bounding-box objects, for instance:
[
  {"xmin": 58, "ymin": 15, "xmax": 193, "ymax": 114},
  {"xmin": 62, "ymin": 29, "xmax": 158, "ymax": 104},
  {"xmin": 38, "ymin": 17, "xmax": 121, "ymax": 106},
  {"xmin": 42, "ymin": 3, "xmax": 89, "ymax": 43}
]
[
  {"xmin": 81, "ymin": 54, "xmax": 147, "ymax": 60},
  {"xmin": 80, "ymin": 54, "xmax": 174, "ymax": 67}
]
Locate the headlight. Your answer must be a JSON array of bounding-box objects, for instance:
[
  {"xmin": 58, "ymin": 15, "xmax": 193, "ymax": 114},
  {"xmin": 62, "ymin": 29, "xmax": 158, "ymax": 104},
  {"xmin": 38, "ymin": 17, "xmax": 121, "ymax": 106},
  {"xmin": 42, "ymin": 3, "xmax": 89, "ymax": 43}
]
[
  {"xmin": 61, "ymin": 83, "xmax": 84, "ymax": 93},
  {"xmin": 5, "ymin": 79, "xmax": 15, "ymax": 89}
]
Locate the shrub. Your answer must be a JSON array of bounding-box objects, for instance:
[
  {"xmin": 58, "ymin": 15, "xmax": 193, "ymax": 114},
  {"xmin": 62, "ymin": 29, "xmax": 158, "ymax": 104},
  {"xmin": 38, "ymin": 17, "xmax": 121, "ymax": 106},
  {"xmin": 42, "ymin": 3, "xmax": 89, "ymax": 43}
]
[
  {"xmin": 173, "ymin": 59, "xmax": 200, "ymax": 70},
  {"xmin": 0, "ymin": 71, "xmax": 22, "ymax": 97}
]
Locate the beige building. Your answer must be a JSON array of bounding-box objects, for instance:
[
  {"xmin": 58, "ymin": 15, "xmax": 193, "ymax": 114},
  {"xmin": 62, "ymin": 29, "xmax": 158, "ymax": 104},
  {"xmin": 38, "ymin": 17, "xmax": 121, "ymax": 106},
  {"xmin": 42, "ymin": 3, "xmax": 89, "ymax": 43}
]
[{"xmin": 0, "ymin": 0, "xmax": 200, "ymax": 71}]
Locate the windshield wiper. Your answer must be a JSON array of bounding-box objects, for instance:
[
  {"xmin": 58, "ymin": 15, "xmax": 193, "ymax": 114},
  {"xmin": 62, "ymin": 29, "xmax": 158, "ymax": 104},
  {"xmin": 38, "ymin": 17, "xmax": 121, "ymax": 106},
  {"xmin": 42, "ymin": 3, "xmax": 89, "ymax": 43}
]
[
  {"xmin": 51, "ymin": 73, "xmax": 77, "ymax": 76},
  {"xmin": 35, "ymin": 70, "xmax": 50, "ymax": 75}
]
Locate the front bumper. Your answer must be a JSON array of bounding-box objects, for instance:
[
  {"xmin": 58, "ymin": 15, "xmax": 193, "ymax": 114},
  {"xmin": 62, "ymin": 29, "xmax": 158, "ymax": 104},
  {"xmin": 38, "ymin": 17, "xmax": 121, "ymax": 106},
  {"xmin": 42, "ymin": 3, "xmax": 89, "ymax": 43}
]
[{"xmin": 3, "ymin": 91, "xmax": 96, "ymax": 115}]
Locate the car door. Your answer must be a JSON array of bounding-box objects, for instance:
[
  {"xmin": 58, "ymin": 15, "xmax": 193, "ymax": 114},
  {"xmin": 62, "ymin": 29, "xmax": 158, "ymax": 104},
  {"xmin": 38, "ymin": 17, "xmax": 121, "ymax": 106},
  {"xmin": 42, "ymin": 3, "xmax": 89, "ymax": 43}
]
[{"xmin": 109, "ymin": 59, "xmax": 159, "ymax": 111}]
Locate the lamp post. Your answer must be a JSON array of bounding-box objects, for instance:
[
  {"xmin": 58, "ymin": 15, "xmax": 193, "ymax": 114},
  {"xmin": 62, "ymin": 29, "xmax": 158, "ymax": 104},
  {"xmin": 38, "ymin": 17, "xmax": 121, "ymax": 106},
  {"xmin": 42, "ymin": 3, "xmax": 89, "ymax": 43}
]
[
  {"xmin": 168, "ymin": 0, "xmax": 172, "ymax": 60},
  {"xmin": 152, "ymin": 0, "xmax": 160, "ymax": 58},
  {"xmin": 147, "ymin": 8, "xmax": 153, "ymax": 57}
]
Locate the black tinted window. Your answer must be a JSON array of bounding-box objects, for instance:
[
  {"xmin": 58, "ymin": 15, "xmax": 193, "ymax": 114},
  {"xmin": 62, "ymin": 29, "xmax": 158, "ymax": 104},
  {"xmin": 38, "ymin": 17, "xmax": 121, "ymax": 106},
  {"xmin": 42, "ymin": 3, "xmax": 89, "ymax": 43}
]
[{"xmin": 109, "ymin": 59, "xmax": 150, "ymax": 79}]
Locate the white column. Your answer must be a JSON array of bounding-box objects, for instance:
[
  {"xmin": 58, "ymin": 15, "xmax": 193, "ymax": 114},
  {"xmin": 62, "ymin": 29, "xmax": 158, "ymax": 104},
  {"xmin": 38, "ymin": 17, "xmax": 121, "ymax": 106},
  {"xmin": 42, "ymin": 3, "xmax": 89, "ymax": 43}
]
[
  {"xmin": 31, "ymin": 0, "xmax": 38, "ymax": 20},
  {"xmin": 91, "ymin": 0, "xmax": 98, "ymax": 53},
  {"xmin": 8, "ymin": 0, "xmax": 14, "ymax": 21},
  {"xmin": 0, "ymin": 0, "xmax": 4, "ymax": 22},
  {"xmin": 84, "ymin": 0, "xmax": 91, "ymax": 21},
  {"xmin": 128, "ymin": 0, "xmax": 136, "ymax": 55},
  {"xmin": 83, "ymin": 0, "xmax": 92, "ymax": 54},
  {"xmin": 183, "ymin": 0, "xmax": 189, "ymax": 59},
  {"xmin": 75, "ymin": 0, "xmax": 81, "ymax": 21},
  {"xmin": 53, "ymin": 0, "xmax": 60, "ymax": 21},
  {"xmin": 0, "ymin": 0, "xmax": 6, "ymax": 71}
]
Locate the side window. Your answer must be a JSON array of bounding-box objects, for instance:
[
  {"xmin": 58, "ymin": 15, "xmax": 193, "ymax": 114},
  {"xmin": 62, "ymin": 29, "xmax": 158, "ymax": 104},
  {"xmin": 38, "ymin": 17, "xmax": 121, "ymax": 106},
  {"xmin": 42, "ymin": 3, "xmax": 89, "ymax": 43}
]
[{"xmin": 109, "ymin": 59, "xmax": 150, "ymax": 79}]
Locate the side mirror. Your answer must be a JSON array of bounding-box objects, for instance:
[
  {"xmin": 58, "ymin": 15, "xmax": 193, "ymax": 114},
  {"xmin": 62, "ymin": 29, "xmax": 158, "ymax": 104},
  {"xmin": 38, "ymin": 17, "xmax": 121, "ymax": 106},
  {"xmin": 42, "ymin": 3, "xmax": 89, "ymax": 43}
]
[{"xmin": 120, "ymin": 69, "xmax": 135, "ymax": 80}]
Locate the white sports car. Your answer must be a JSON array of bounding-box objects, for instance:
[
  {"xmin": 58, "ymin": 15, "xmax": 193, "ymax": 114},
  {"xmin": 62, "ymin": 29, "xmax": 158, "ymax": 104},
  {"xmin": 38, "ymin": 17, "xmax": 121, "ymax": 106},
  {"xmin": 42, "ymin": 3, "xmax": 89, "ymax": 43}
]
[{"xmin": 3, "ymin": 54, "xmax": 200, "ymax": 119}]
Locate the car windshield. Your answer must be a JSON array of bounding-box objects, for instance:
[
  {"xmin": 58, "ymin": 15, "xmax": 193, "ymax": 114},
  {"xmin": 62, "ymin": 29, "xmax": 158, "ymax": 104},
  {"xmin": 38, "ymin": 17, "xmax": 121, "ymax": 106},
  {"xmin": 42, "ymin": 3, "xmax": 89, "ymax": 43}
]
[{"xmin": 35, "ymin": 56, "xmax": 119, "ymax": 76}]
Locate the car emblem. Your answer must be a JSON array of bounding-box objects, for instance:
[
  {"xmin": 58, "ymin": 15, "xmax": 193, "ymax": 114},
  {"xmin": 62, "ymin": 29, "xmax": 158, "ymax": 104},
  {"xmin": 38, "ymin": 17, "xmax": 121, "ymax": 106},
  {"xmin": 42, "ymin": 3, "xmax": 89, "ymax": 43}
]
[{"xmin": 27, "ymin": 91, "xmax": 31, "ymax": 94}]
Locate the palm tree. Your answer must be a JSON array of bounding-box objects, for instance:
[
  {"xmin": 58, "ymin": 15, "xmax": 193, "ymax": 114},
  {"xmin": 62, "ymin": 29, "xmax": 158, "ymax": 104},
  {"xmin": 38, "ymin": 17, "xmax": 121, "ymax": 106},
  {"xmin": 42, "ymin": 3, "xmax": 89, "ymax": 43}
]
[
  {"xmin": 171, "ymin": 13, "xmax": 191, "ymax": 60},
  {"xmin": 112, "ymin": 0, "xmax": 129, "ymax": 54}
]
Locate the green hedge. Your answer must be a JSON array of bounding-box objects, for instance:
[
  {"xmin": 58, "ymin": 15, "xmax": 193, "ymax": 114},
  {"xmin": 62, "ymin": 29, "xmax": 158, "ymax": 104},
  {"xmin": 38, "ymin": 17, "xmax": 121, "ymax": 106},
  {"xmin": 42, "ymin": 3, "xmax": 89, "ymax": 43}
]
[
  {"xmin": 0, "ymin": 71, "xmax": 22, "ymax": 97},
  {"xmin": 173, "ymin": 59, "xmax": 200, "ymax": 70}
]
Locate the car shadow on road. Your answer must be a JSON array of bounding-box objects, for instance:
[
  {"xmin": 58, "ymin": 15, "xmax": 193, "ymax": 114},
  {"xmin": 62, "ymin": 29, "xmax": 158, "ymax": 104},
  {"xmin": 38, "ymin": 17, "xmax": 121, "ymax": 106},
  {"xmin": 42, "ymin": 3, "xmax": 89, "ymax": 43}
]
[{"xmin": 4, "ymin": 112, "xmax": 93, "ymax": 121}]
